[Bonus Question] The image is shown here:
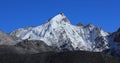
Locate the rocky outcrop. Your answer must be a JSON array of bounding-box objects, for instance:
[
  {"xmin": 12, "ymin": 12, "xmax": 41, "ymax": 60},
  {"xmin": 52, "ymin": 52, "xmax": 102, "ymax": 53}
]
[{"xmin": 15, "ymin": 40, "xmax": 59, "ymax": 54}]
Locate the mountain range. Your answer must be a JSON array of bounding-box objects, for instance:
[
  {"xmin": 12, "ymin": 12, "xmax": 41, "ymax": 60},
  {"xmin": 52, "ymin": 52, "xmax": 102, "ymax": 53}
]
[{"xmin": 0, "ymin": 13, "xmax": 120, "ymax": 63}]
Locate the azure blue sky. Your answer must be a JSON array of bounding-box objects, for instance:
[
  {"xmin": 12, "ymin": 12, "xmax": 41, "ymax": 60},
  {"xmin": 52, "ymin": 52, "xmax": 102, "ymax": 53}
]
[{"xmin": 0, "ymin": 0, "xmax": 120, "ymax": 33}]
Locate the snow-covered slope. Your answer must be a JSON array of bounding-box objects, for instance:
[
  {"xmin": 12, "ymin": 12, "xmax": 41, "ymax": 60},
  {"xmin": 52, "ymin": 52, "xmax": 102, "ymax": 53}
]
[{"xmin": 10, "ymin": 13, "xmax": 109, "ymax": 52}]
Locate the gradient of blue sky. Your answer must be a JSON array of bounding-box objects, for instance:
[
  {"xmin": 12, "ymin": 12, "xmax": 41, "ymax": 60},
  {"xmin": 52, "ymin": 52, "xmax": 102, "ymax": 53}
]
[{"xmin": 0, "ymin": 0, "xmax": 120, "ymax": 33}]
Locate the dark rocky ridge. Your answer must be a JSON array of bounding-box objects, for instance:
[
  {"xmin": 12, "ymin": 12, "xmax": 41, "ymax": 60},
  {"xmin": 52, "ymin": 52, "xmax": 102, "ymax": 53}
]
[
  {"xmin": 109, "ymin": 27, "xmax": 120, "ymax": 42},
  {"xmin": 113, "ymin": 28, "xmax": 120, "ymax": 42},
  {"xmin": 107, "ymin": 28, "xmax": 120, "ymax": 57},
  {"xmin": 0, "ymin": 51, "xmax": 119, "ymax": 63},
  {"xmin": 15, "ymin": 40, "xmax": 59, "ymax": 54}
]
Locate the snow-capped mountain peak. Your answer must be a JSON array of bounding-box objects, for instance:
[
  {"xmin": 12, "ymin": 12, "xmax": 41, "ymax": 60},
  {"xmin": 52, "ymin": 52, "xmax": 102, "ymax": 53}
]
[
  {"xmin": 10, "ymin": 13, "xmax": 109, "ymax": 52},
  {"xmin": 49, "ymin": 13, "xmax": 70, "ymax": 24}
]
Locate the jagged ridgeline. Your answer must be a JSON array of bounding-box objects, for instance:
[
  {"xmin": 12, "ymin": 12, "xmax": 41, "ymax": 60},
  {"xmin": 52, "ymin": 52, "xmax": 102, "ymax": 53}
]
[
  {"xmin": 10, "ymin": 13, "xmax": 109, "ymax": 52},
  {"xmin": 0, "ymin": 13, "xmax": 120, "ymax": 63}
]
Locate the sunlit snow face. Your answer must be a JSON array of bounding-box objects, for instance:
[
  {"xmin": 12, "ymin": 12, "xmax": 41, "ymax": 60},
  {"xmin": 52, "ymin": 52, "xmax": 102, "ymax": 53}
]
[{"xmin": 10, "ymin": 13, "xmax": 109, "ymax": 52}]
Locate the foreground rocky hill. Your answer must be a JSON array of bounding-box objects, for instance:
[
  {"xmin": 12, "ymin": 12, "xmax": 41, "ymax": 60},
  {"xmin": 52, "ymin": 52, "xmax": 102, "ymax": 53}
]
[{"xmin": 0, "ymin": 51, "xmax": 119, "ymax": 63}]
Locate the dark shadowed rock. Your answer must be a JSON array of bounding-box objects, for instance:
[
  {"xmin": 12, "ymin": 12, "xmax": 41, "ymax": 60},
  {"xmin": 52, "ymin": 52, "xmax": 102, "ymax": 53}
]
[
  {"xmin": 15, "ymin": 40, "xmax": 59, "ymax": 54},
  {"xmin": 76, "ymin": 22, "xmax": 84, "ymax": 27},
  {"xmin": 108, "ymin": 27, "xmax": 120, "ymax": 57},
  {"xmin": 110, "ymin": 27, "xmax": 120, "ymax": 42},
  {"xmin": 84, "ymin": 24, "xmax": 94, "ymax": 28},
  {"xmin": 0, "ymin": 51, "xmax": 119, "ymax": 63}
]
